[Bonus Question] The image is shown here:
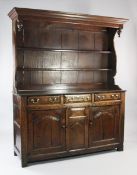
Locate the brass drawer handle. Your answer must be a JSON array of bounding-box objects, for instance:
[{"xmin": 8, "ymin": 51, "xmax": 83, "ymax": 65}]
[
  {"xmin": 49, "ymin": 97, "xmax": 53, "ymax": 102},
  {"xmin": 102, "ymin": 95, "xmax": 105, "ymax": 99},
  {"xmin": 111, "ymin": 94, "xmax": 115, "ymax": 98},
  {"xmin": 49, "ymin": 97, "xmax": 58, "ymax": 103},
  {"xmin": 111, "ymin": 94, "xmax": 119, "ymax": 99},
  {"xmin": 30, "ymin": 98, "xmax": 40, "ymax": 104},
  {"xmin": 97, "ymin": 95, "xmax": 101, "ymax": 99},
  {"xmin": 97, "ymin": 95, "xmax": 105, "ymax": 100}
]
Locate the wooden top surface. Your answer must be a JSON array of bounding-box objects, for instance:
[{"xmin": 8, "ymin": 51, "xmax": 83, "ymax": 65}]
[
  {"xmin": 8, "ymin": 7, "xmax": 128, "ymax": 28},
  {"xmin": 15, "ymin": 85, "xmax": 125, "ymax": 96}
]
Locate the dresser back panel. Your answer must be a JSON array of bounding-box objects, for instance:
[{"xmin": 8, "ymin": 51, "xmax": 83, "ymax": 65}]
[{"xmin": 16, "ymin": 21, "xmax": 110, "ymax": 90}]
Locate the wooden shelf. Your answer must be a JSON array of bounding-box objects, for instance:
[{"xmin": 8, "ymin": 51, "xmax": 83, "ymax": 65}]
[
  {"xmin": 17, "ymin": 47, "xmax": 111, "ymax": 54},
  {"xmin": 17, "ymin": 68, "xmax": 112, "ymax": 71}
]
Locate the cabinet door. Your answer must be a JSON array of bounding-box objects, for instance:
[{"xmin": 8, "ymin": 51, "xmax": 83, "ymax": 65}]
[
  {"xmin": 66, "ymin": 107, "xmax": 89, "ymax": 151},
  {"xmin": 89, "ymin": 105, "xmax": 120, "ymax": 147},
  {"xmin": 28, "ymin": 109, "xmax": 66, "ymax": 155}
]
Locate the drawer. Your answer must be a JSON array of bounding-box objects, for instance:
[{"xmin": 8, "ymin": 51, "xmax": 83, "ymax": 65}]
[
  {"xmin": 94, "ymin": 93, "xmax": 120, "ymax": 102},
  {"xmin": 64, "ymin": 94, "xmax": 91, "ymax": 104},
  {"xmin": 28, "ymin": 96, "xmax": 61, "ymax": 105}
]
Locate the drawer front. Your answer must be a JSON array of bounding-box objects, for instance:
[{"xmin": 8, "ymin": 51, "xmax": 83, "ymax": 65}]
[
  {"xmin": 64, "ymin": 94, "xmax": 91, "ymax": 104},
  {"xmin": 94, "ymin": 93, "xmax": 120, "ymax": 102},
  {"xmin": 28, "ymin": 96, "xmax": 61, "ymax": 105}
]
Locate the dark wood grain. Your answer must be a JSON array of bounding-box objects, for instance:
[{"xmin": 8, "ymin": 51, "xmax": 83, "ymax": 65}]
[
  {"xmin": 28, "ymin": 109, "xmax": 66, "ymax": 155},
  {"xmin": 9, "ymin": 8, "xmax": 127, "ymax": 167},
  {"xmin": 89, "ymin": 105, "xmax": 120, "ymax": 147},
  {"xmin": 66, "ymin": 107, "xmax": 89, "ymax": 150},
  {"xmin": 8, "ymin": 7, "xmax": 128, "ymax": 28}
]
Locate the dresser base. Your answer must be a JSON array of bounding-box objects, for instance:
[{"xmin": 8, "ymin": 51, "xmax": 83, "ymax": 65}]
[{"xmin": 14, "ymin": 143, "xmax": 123, "ymax": 167}]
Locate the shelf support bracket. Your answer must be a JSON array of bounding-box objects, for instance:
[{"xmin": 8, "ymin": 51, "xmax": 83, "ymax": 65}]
[
  {"xmin": 17, "ymin": 20, "xmax": 23, "ymax": 32},
  {"xmin": 117, "ymin": 27, "xmax": 122, "ymax": 37}
]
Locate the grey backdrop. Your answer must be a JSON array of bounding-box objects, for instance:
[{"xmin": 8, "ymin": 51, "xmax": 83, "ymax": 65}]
[{"xmin": 0, "ymin": 0, "xmax": 137, "ymax": 174}]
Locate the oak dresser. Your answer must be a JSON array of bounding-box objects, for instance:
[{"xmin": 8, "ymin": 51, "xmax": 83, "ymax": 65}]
[{"xmin": 8, "ymin": 7, "xmax": 128, "ymax": 167}]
